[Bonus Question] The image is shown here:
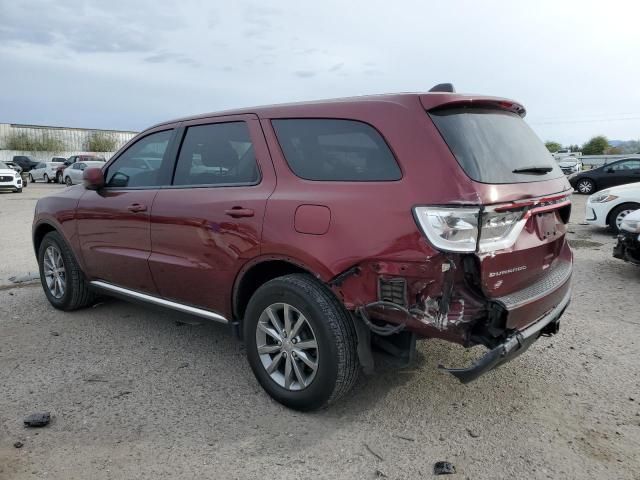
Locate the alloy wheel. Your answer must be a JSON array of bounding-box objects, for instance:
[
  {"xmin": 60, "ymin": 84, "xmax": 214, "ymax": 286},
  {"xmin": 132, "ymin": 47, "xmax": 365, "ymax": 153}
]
[
  {"xmin": 43, "ymin": 245, "xmax": 66, "ymax": 299},
  {"xmin": 616, "ymin": 209, "xmax": 634, "ymax": 230},
  {"xmin": 255, "ymin": 303, "xmax": 319, "ymax": 391},
  {"xmin": 65, "ymin": 177, "xmax": 72, "ymax": 186},
  {"xmin": 44, "ymin": 174, "xmax": 49, "ymax": 182},
  {"xmin": 577, "ymin": 180, "xmax": 593, "ymax": 194}
]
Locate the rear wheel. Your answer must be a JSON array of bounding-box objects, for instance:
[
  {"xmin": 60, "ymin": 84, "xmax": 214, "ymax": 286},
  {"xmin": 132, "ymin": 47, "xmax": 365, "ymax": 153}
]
[
  {"xmin": 44, "ymin": 173, "xmax": 50, "ymax": 183},
  {"xmin": 56, "ymin": 172, "xmax": 62, "ymax": 183},
  {"xmin": 28, "ymin": 174, "xmax": 34, "ymax": 183},
  {"xmin": 244, "ymin": 274, "xmax": 359, "ymax": 411},
  {"xmin": 608, "ymin": 203, "xmax": 640, "ymax": 233},
  {"xmin": 38, "ymin": 231, "xmax": 95, "ymax": 310}
]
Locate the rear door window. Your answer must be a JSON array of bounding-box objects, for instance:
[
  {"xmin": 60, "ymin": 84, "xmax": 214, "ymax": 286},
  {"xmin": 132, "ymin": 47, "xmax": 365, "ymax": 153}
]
[
  {"xmin": 429, "ymin": 107, "xmax": 564, "ymax": 183},
  {"xmin": 272, "ymin": 119, "xmax": 401, "ymax": 181},
  {"xmin": 172, "ymin": 122, "xmax": 260, "ymax": 186}
]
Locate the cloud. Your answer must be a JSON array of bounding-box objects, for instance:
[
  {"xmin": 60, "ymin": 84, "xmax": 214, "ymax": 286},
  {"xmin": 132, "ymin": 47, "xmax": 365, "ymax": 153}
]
[
  {"xmin": 294, "ymin": 70, "xmax": 316, "ymax": 78},
  {"xmin": 143, "ymin": 52, "xmax": 199, "ymax": 67}
]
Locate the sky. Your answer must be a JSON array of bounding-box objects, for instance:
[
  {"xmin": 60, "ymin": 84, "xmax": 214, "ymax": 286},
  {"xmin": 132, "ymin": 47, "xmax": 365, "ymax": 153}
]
[{"xmin": 1, "ymin": 0, "xmax": 639, "ymax": 146}]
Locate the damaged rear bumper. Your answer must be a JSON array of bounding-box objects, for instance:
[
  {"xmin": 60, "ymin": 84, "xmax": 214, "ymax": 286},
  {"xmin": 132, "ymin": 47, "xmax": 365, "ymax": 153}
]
[{"xmin": 440, "ymin": 285, "xmax": 571, "ymax": 383}]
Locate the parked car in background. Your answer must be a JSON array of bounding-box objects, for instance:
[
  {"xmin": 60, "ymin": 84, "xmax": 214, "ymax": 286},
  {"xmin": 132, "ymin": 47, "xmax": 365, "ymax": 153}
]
[
  {"xmin": 557, "ymin": 157, "xmax": 582, "ymax": 175},
  {"xmin": 29, "ymin": 162, "xmax": 64, "ymax": 183},
  {"xmin": 585, "ymin": 182, "xmax": 640, "ymax": 233},
  {"xmin": 55, "ymin": 155, "xmax": 106, "ymax": 183},
  {"xmin": 62, "ymin": 161, "xmax": 106, "ymax": 186},
  {"xmin": 33, "ymin": 89, "xmax": 573, "ymax": 410},
  {"xmin": 51, "ymin": 156, "xmax": 67, "ymax": 163},
  {"xmin": 4, "ymin": 161, "xmax": 22, "ymax": 173},
  {"xmin": 0, "ymin": 161, "xmax": 24, "ymax": 193},
  {"xmin": 569, "ymin": 158, "xmax": 640, "ymax": 194},
  {"xmin": 613, "ymin": 208, "xmax": 640, "ymax": 265},
  {"xmin": 12, "ymin": 155, "xmax": 39, "ymax": 172}
]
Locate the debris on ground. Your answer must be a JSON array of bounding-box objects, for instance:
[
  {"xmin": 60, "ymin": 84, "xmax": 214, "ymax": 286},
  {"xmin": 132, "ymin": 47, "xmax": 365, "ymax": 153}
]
[
  {"xmin": 112, "ymin": 390, "xmax": 132, "ymax": 399},
  {"xmin": 8, "ymin": 272, "xmax": 40, "ymax": 284},
  {"xmin": 466, "ymin": 428, "xmax": 480, "ymax": 438},
  {"xmin": 91, "ymin": 302, "xmax": 104, "ymax": 309},
  {"xmin": 374, "ymin": 468, "xmax": 388, "ymax": 478},
  {"xmin": 23, "ymin": 412, "xmax": 50, "ymax": 428},
  {"xmin": 50, "ymin": 331, "xmax": 59, "ymax": 336},
  {"xmin": 13, "ymin": 441, "xmax": 24, "ymax": 448},
  {"xmin": 178, "ymin": 362, "xmax": 190, "ymax": 369},
  {"xmin": 83, "ymin": 374, "xmax": 108, "ymax": 383},
  {"xmin": 393, "ymin": 433, "xmax": 415, "ymax": 442},
  {"xmin": 364, "ymin": 443, "xmax": 384, "ymax": 461},
  {"xmin": 433, "ymin": 461, "xmax": 456, "ymax": 475},
  {"xmin": 175, "ymin": 319, "xmax": 202, "ymax": 326}
]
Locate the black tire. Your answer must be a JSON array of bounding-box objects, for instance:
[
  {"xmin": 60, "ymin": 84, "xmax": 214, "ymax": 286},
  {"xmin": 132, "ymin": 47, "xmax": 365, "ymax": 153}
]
[
  {"xmin": 44, "ymin": 173, "xmax": 50, "ymax": 183},
  {"xmin": 244, "ymin": 274, "xmax": 359, "ymax": 411},
  {"xmin": 38, "ymin": 231, "xmax": 96, "ymax": 310},
  {"xmin": 608, "ymin": 203, "xmax": 640, "ymax": 233},
  {"xmin": 65, "ymin": 176, "xmax": 72, "ymax": 186},
  {"xmin": 28, "ymin": 174, "xmax": 34, "ymax": 183},
  {"xmin": 576, "ymin": 178, "xmax": 595, "ymax": 194},
  {"xmin": 15, "ymin": 188, "xmax": 22, "ymax": 193},
  {"xmin": 56, "ymin": 173, "xmax": 62, "ymax": 183}
]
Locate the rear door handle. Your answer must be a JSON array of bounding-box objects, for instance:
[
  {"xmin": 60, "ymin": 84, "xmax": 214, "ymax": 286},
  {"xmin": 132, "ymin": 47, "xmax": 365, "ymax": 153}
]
[
  {"xmin": 127, "ymin": 203, "xmax": 147, "ymax": 213},
  {"xmin": 224, "ymin": 207, "xmax": 254, "ymax": 218}
]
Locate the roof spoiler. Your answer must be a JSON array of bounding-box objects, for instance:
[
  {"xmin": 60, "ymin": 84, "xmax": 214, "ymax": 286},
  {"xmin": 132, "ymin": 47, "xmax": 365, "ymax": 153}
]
[{"xmin": 428, "ymin": 83, "xmax": 456, "ymax": 93}]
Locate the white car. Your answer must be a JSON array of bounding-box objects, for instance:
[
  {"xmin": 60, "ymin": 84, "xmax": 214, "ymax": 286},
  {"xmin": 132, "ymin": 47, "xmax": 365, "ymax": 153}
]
[
  {"xmin": 29, "ymin": 161, "xmax": 63, "ymax": 183},
  {"xmin": 557, "ymin": 157, "xmax": 583, "ymax": 175},
  {"xmin": 63, "ymin": 161, "xmax": 106, "ymax": 186},
  {"xmin": 0, "ymin": 161, "xmax": 24, "ymax": 193},
  {"xmin": 585, "ymin": 182, "xmax": 640, "ymax": 233}
]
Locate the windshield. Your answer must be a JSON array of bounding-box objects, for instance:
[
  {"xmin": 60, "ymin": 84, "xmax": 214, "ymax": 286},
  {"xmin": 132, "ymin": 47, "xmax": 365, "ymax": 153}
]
[{"xmin": 429, "ymin": 107, "xmax": 564, "ymax": 183}]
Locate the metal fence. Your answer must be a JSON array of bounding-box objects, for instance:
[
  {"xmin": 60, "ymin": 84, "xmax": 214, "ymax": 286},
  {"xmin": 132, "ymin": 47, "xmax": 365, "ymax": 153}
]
[{"xmin": 0, "ymin": 123, "xmax": 137, "ymax": 154}]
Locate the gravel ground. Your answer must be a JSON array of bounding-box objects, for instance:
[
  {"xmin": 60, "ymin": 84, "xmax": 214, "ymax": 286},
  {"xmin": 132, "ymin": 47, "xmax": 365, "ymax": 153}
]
[{"xmin": 1, "ymin": 183, "xmax": 639, "ymax": 479}]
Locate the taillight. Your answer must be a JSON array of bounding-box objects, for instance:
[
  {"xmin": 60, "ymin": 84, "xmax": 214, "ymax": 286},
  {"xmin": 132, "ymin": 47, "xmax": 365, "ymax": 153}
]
[
  {"xmin": 413, "ymin": 207, "xmax": 479, "ymax": 252},
  {"xmin": 477, "ymin": 207, "xmax": 526, "ymax": 253},
  {"xmin": 413, "ymin": 206, "xmax": 526, "ymax": 253}
]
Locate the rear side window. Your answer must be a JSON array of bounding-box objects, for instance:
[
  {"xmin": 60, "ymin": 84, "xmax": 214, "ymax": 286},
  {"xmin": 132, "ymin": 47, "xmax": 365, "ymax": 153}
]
[
  {"xmin": 429, "ymin": 107, "xmax": 564, "ymax": 184},
  {"xmin": 173, "ymin": 122, "xmax": 259, "ymax": 186},
  {"xmin": 272, "ymin": 119, "xmax": 401, "ymax": 181}
]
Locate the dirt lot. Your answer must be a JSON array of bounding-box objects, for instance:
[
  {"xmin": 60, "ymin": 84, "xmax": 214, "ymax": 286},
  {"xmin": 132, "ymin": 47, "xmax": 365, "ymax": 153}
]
[{"xmin": 1, "ymin": 183, "xmax": 639, "ymax": 479}]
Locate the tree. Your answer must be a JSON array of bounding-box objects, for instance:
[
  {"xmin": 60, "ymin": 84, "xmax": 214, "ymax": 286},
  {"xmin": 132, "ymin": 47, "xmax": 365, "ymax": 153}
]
[
  {"xmin": 582, "ymin": 135, "xmax": 609, "ymax": 155},
  {"xmin": 86, "ymin": 132, "xmax": 117, "ymax": 152},
  {"xmin": 605, "ymin": 146, "xmax": 622, "ymax": 154},
  {"xmin": 544, "ymin": 141, "xmax": 562, "ymax": 153},
  {"xmin": 568, "ymin": 144, "xmax": 581, "ymax": 152}
]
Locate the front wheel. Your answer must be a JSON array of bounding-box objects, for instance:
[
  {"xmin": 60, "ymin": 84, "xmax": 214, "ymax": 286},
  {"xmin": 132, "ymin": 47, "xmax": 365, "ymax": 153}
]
[
  {"xmin": 608, "ymin": 203, "xmax": 640, "ymax": 233},
  {"xmin": 576, "ymin": 178, "xmax": 595, "ymax": 194},
  {"xmin": 65, "ymin": 176, "xmax": 73, "ymax": 186},
  {"xmin": 28, "ymin": 174, "xmax": 34, "ymax": 183},
  {"xmin": 44, "ymin": 173, "xmax": 50, "ymax": 183},
  {"xmin": 38, "ymin": 231, "xmax": 96, "ymax": 310},
  {"xmin": 244, "ymin": 274, "xmax": 359, "ymax": 411},
  {"xmin": 56, "ymin": 173, "xmax": 62, "ymax": 183}
]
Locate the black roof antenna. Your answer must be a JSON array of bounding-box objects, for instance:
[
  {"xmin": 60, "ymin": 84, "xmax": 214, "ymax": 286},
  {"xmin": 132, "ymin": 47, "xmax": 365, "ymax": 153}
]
[{"xmin": 428, "ymin": 83, "xmax": 456, "ymax": 93}]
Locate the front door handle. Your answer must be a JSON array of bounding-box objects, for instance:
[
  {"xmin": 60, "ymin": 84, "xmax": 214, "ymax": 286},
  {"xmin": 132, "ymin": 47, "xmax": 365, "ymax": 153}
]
[
  {"xmin": 224, "ymin": 207, "xmax": 254, "ymax": 218},
  {"xmin": 127, "ymin": 203, "xmax": 147, "ymax": 213}
]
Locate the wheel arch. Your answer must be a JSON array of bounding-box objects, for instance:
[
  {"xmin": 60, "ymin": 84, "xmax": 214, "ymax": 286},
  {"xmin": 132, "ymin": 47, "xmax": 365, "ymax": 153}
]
[
  {"xmin": 33, "ymin": 221, "xmax": 58, "ymax": 257},
  {"xmin": 606, "ymin": 201, "xmax": 640, "ymax": 227},
  {"xmin": 232, "ymin": 256, "xmax": 332, "ymax": 326}
]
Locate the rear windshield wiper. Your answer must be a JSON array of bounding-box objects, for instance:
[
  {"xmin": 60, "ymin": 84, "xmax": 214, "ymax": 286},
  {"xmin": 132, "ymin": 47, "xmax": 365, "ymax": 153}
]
[{"xmin": 512, "ymin": 166, "xmax": 553, "ymax": 174}]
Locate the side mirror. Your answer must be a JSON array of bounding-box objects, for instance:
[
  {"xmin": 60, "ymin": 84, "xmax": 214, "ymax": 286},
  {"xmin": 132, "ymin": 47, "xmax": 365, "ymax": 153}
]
[{"xmin": 83, "ymin": 167, "xmax": 105, "ymax": 190}]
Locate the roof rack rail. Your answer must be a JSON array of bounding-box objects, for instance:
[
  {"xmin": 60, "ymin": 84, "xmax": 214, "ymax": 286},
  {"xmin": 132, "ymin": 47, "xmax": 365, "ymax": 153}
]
[{"xmin": 428, "ymin": 83, "xmax": 455, "ymax": 93}]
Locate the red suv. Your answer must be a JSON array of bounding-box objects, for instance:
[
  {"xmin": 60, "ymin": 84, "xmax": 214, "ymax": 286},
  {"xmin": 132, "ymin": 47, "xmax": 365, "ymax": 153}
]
[{"xmin": 33, "ymin": 87, "xmax": 573, "ymax": 410}]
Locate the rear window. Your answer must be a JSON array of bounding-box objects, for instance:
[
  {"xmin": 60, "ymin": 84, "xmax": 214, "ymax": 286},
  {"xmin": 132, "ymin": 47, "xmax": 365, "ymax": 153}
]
[
  {"xmin": 272, "ymin": 119, "xmax": 401, "ymax": 181},
  {"xmin": 429, "ymin": 107, "xmax": 563, "ymax": 183}
]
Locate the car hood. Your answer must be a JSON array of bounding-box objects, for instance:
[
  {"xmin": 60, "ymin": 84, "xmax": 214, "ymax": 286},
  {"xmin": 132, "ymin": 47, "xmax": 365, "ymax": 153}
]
[
  {"xmin": 605, "ymin": 181, "xmax": 640, "ymax": 197},
  {"xmin": 0, "ymin": 168, "xmax": 17, "ymax": 175}
]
